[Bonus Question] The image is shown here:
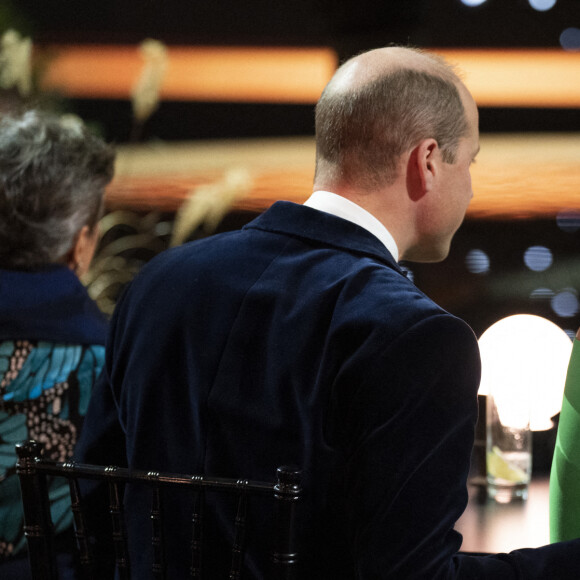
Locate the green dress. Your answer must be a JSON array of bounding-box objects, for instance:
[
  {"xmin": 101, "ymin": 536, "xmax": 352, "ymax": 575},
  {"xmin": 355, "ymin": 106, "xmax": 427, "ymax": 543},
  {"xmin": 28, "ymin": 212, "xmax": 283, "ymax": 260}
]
[{"xmin": 550, "ymin": 338, "xmax": 580, "ymax": 542}]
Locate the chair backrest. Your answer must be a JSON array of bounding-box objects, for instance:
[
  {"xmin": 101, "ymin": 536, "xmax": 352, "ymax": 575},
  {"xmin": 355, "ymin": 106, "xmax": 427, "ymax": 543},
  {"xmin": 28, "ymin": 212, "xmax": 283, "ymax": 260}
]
[{"xmin": 16, "ymin": 440, "xmax": 301, "ymax": 580}]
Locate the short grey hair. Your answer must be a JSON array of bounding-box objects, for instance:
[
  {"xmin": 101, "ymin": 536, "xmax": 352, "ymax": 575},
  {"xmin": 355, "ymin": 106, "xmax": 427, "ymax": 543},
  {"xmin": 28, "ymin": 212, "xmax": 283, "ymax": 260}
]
[
  {"xmin": 0, "ymin": 110, "xmax": 115, "ymax": 269},
  {"xmin": 314, "ymin": 56, "xmax": 469, "ymax": 190}
]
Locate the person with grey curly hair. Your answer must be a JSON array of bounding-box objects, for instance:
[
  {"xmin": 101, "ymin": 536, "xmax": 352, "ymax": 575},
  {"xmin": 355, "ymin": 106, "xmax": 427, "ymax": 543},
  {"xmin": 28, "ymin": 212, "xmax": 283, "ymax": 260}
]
[
  {"xmin": 0, "ymin": 110, "xmax": 115, "ymax": 578},
  {"xmin": 0, "ymin": 111, "xmax": 114, "ymax": 273}
]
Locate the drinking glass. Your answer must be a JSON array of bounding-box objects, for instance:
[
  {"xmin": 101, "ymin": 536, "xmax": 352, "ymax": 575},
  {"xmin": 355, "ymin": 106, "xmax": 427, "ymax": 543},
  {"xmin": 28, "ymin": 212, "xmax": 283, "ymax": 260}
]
[{"xmin": 486, "ymin": 390, "xmax": 532, "ymax": 503}]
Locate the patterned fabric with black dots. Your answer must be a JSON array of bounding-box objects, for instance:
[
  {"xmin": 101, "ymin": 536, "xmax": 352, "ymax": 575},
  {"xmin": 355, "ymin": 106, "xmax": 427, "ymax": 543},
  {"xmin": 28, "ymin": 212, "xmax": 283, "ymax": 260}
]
[{"xmin": 0, "ymin": 339, "xmax": 105, "ymax": 560}]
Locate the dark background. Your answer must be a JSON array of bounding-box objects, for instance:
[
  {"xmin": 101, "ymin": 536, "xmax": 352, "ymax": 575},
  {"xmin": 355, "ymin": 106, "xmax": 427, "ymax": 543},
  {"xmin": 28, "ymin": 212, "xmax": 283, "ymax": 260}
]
[{"xmin": 8, "ymin": 0, "xmax": 580, "ymax": 49}]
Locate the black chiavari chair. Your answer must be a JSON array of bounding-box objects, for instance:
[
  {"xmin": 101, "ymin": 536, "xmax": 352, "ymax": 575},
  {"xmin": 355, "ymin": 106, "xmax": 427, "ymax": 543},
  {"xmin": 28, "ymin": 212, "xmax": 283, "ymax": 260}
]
[{"xmin": 16, "ymin": 440, "xmax": 301, "ymax": 580}]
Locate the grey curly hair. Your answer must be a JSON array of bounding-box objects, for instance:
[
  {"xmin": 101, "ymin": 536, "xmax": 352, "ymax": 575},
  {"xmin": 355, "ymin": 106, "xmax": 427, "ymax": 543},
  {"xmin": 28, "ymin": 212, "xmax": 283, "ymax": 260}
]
[{"xmin": 0, "ymin": 110, "xmax": 115, "ymax": 269}]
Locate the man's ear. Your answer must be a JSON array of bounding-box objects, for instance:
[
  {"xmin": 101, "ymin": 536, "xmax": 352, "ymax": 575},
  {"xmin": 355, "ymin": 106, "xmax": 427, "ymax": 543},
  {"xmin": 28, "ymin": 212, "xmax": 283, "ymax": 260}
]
[{"xmin": 406, "ymin": 138, "xmax": 439, "ymax": 201}]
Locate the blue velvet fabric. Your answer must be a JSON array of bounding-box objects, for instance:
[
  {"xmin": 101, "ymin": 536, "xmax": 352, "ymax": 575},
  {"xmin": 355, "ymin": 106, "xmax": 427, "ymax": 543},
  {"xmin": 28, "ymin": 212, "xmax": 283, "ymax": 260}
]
[
  {"xmin": 76, "ymin": 202, "xmax": 580, "ymax": 578},
  {"xmin": 0, "ymin": 265, "xmax": 108, "ymax": 346}
]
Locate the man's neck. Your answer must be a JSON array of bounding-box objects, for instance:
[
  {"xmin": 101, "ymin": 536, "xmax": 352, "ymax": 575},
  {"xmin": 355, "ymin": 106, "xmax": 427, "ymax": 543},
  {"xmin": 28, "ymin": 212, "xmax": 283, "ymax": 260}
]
[{"xmin": 304, "ymin": 190, "xmax": 400, "ymax": 261}]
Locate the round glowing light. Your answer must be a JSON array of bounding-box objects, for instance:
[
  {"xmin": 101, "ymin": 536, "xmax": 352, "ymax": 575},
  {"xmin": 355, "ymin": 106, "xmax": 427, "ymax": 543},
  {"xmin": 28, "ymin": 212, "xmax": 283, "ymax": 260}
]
[
  {"xmin": 557, "ymin": 209, "xmax": 580, "ymax": 233},
  {"xmin": 528, "ymin": 0, "xmax": 557, "ymax": 11},
  {"xmin": 460, "ymin": 0, "xmax": 488, "ymax": 5},
  {"xmin": 560, "ymin": 27, "xmax": 580, "ymax": 51},
  {"xmin": 465, "ymin": 249, "xmax": 490, "ymax": 274},
  {"xmin": 551, "ymin": 289, "xmax": 580, "ymax": 318},
  {"xmin": 524, "ymin": 245, "xmax": 553, "ymax": 272},
  {"xmin": 478, "ymin": 314, "xmax": 572, "ymax": 430}
]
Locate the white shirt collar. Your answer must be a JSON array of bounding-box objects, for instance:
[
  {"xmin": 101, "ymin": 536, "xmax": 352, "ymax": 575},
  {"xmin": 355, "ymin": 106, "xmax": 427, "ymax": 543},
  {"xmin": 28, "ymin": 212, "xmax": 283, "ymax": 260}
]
[{"xmin": 303, "ymin": 190, "xmax": 399, "ymax": 262}]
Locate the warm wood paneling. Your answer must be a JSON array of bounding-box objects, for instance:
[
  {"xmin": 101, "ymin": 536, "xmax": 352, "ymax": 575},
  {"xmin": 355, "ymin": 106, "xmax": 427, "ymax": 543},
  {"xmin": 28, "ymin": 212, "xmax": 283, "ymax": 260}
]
[
  {"xmin": 39, "ymin": 46, "xmax": 338, "ymax": 104},
  {"xmin": 38, "ymin": 46, "xmax": 580, "ymax": 107},
  {"xmin": 107, "ymin": 133, "xmax": 580, "ymax": 219}
]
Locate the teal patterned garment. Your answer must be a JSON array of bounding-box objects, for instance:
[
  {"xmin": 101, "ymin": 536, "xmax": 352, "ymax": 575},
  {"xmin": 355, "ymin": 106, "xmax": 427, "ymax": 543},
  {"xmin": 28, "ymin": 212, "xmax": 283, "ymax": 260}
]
[{"xmin": 0, "ymin": 340, "xmax": 105, "ymax": 559}]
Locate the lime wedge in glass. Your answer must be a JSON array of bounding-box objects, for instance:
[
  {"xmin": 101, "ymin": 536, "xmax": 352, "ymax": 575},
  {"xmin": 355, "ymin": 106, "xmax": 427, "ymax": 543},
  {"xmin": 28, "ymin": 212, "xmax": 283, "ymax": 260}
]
[{"xmin": 487, "ymin": 445, "xmax": 528, "ymax": 482}]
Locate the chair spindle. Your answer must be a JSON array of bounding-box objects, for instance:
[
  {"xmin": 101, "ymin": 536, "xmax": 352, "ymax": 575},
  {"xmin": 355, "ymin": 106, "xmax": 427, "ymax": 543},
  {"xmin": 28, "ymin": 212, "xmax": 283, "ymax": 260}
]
[
  {"xmin": 65, "ymin": 469, "xmax": 95, "ymax": 579},
  {"xmin": 107, "ymin": 470, "xmax": 130, "ymax": 579},
  {"xmin": 229, "ymin": 480, "xmax": 249, "ymax": 580},
  {"xmin": 272, "ymin": 466, "xmax": 302, "ymax": 580},
  {"xmin": 190, "ymin": 475, "xmax": 204, "ymax": 580},
  {"xmin": 149, "ymin": 474, "xmax": 166, "ymax": 580},
  {"xmin": 15, "ymin": 440, "xmax": 56, "ymax": 580}
]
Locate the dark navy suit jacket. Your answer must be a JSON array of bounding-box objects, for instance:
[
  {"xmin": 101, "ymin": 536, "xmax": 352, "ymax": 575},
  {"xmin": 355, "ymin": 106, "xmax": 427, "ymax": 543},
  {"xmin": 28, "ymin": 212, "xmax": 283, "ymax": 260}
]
[{"xmin": 76, "ymin": 201, "xmax": 580, "ymax": 578}]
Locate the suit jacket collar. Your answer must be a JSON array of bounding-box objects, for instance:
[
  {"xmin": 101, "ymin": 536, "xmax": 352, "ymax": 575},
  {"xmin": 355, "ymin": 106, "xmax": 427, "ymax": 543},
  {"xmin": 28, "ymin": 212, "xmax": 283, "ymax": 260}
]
[{"xmin": 244, "ymin": 201, "xmax": 407, "ymax": 277}]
